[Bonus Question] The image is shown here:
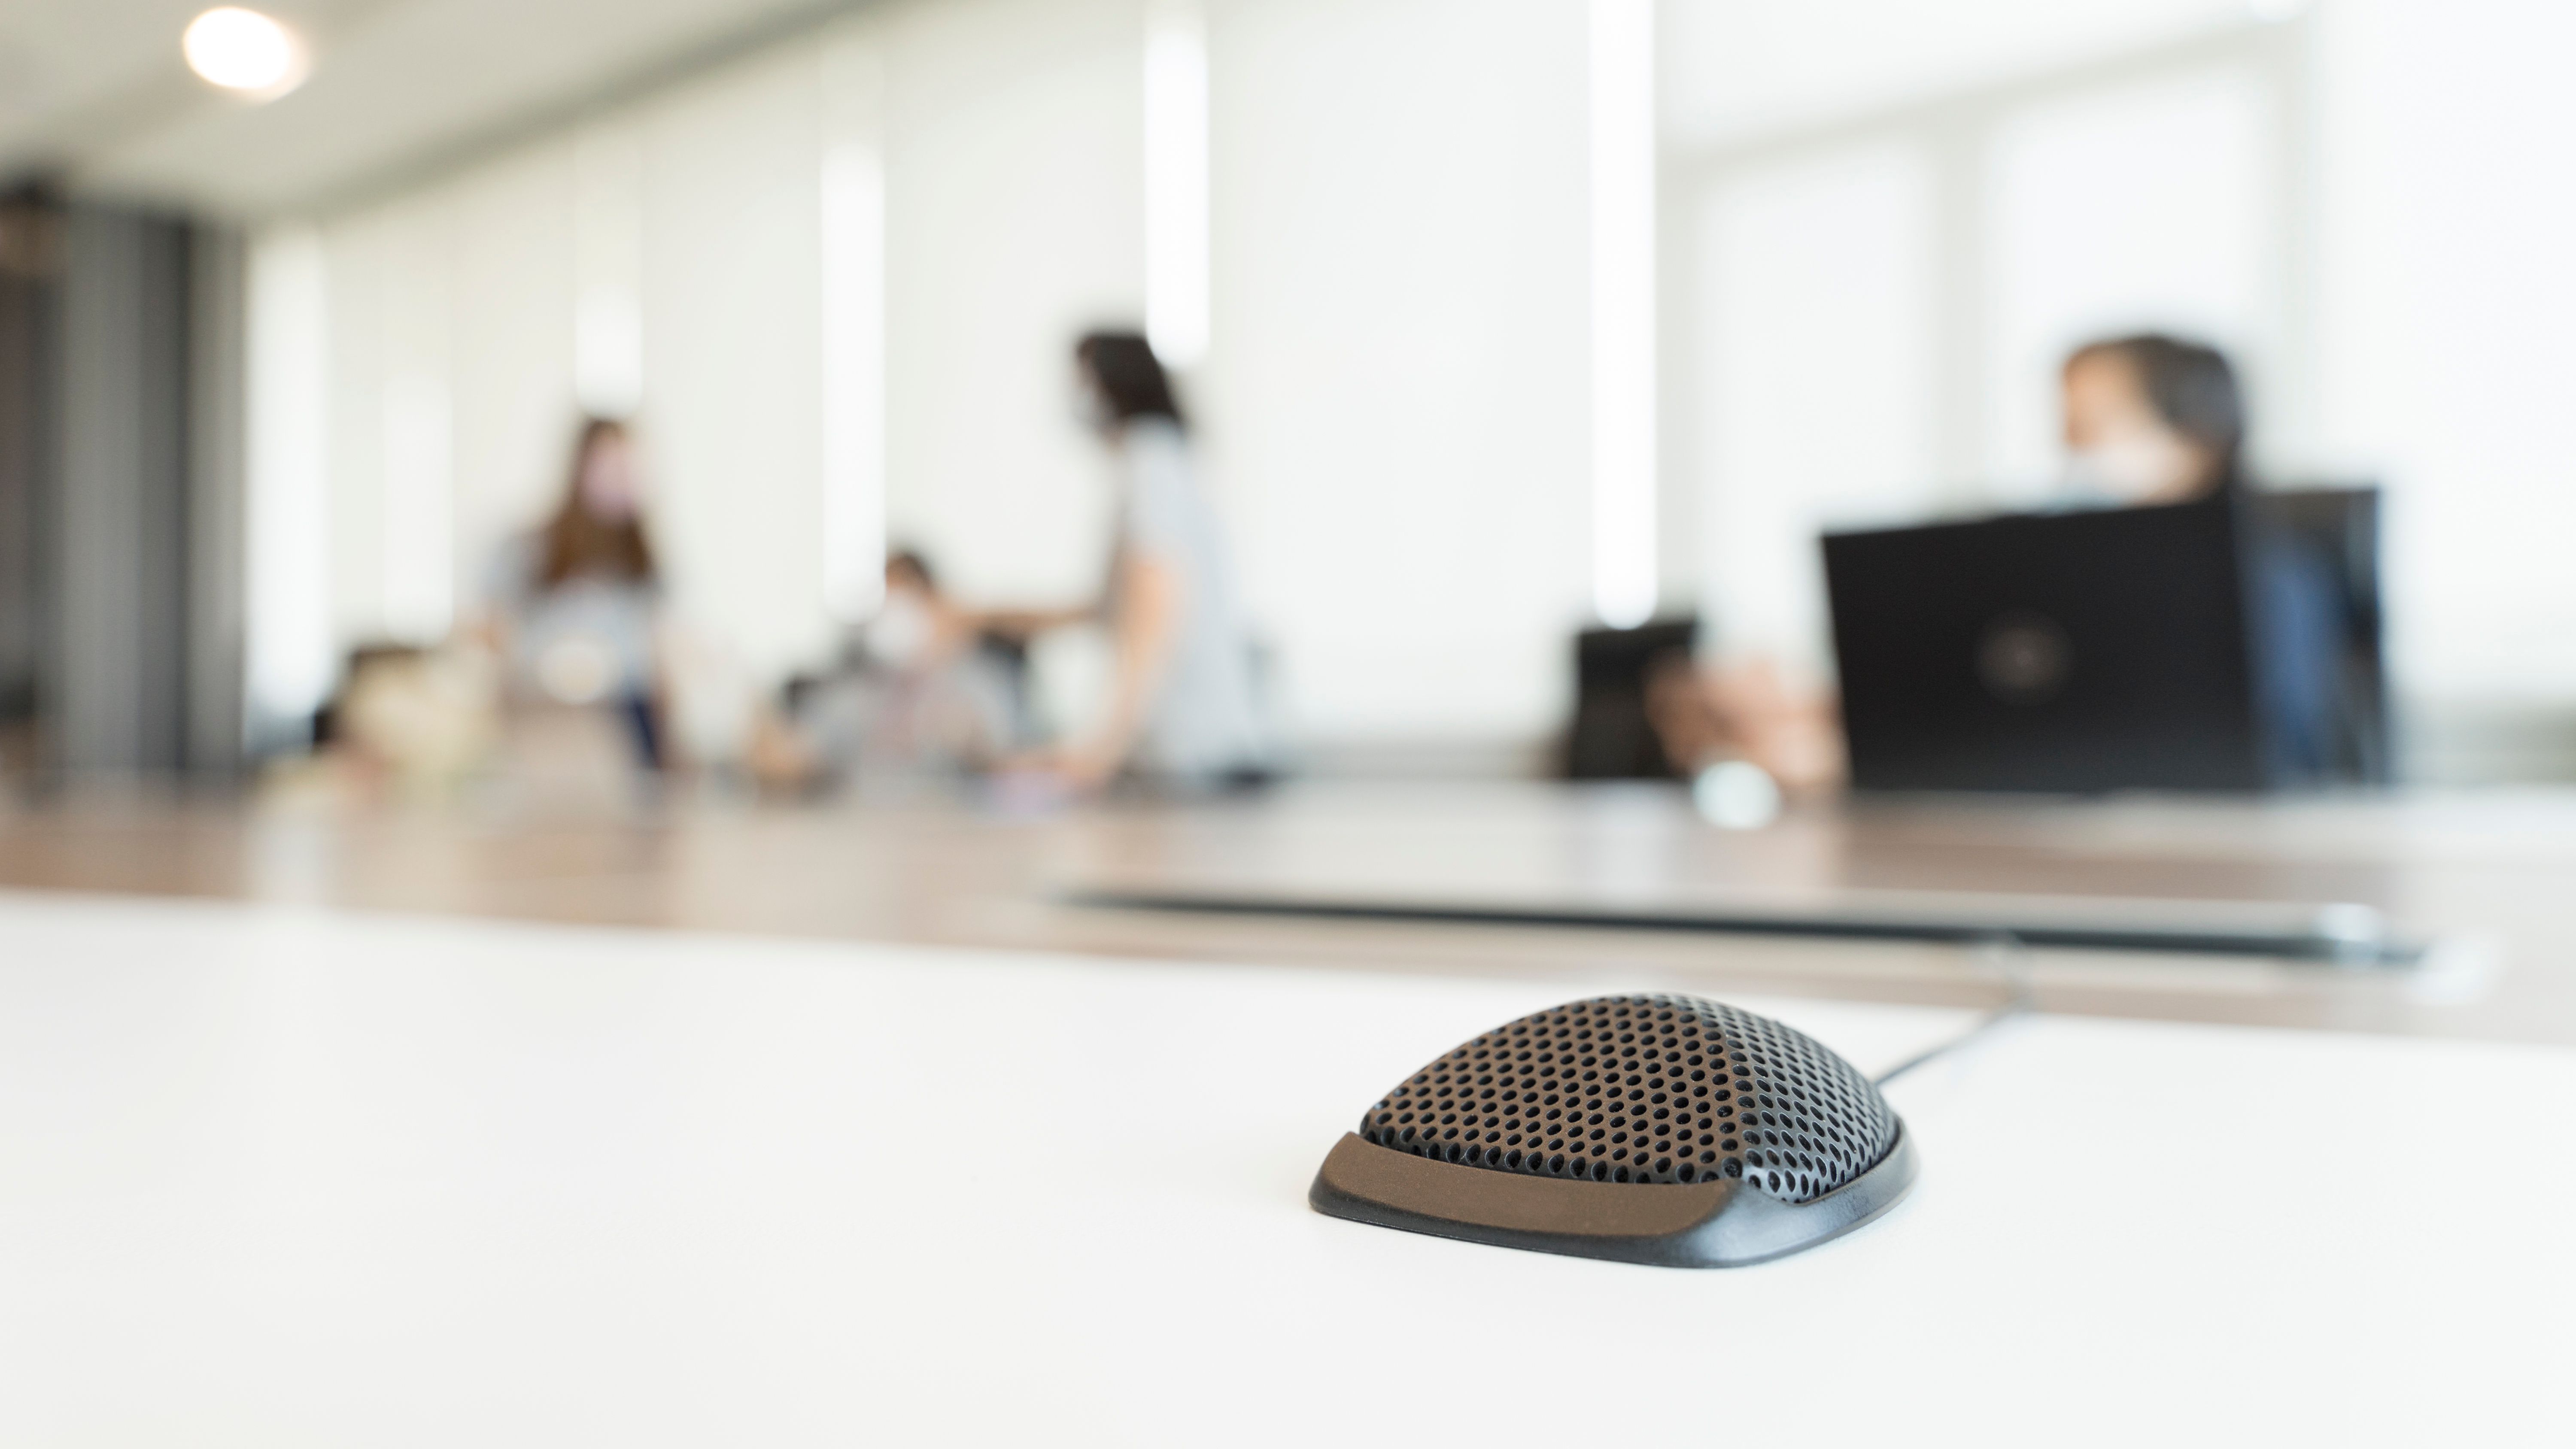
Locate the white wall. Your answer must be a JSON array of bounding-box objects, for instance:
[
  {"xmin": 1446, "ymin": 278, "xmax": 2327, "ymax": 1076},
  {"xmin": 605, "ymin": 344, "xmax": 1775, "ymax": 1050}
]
[
  {"xmin": 1659, "ymin": 0, "xmax": 2253, "ymax": 146},
  {"xmin": 1691, "ymin": 143, "xmax": 1935, "ymax": 672},
  {"xmin": 2312, "ymin": 0, "xmax": 2576, "ymax": 709},
  {"xmin": 881, "ymin": 0, "xmax": 1145, "ymax": 607},
  {"xmin": 1981, "ymin": 63, "xmax": 2276, "ymax": 491},
  {"xmin": 448, "ymin": 143, "xmax": 580, "ymax": 634},
  {"xmin": 1208, "ymin": 0, "xmax": 1593, "ymax": 742},
  {"xmin": 641, "ymin": 46, "xmax": 829, "ymax": 683}
]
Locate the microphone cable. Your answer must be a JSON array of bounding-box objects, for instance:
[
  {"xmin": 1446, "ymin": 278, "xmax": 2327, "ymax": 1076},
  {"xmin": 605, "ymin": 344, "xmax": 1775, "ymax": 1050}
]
[{"xmin": 1872, "ymin": 933, "xmax": 2037, "ymax": 1087}]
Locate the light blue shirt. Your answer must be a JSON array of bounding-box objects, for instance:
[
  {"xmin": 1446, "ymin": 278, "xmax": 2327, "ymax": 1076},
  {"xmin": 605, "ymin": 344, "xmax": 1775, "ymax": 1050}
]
[{"xmin": 1114, "ymin": 420, "xmax": 1271, "ymax": 777}]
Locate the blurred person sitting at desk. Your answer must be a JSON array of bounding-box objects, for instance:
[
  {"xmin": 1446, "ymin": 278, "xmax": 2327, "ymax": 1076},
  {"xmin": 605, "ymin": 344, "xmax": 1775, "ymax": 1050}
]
[
  {"xmin": 746, "ymin": 549, "xmax": 1026, "ymax": 794},
  {"xmin": 2056, "ymin": 333, "xmax": 2342, "ymax": 782},
  {"xmin": 2059, "ymin": 332, "xmax": 2243, "ymax": 503},
  {"xmin": 1653, "ymin": 332, "xmax": 2347, "ymax": 795},
  {"xmin": 470, "ymin": 416, "xmax": 672, "ymax": 775},
  {"xmin": 979, "ymin": 331, "xmax": 1273, "ymax": 794}
]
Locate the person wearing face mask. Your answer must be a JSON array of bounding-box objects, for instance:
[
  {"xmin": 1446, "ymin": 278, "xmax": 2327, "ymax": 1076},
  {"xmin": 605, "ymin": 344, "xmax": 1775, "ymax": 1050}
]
[
  {"xmin": 476, "ymin": 416, "xmax": 673, "ymax": 773},
  {"xmin": 1650, "ymin": 335, "xmax": 2343, "ymax": 794},
  {"xmin": 747, "ymin": 550, "xmax": 1026, "ymax": 794},
  {"xmin": 2056, "ymin": 334, "xmax": 2341, "ymax": 782},
  {"xmin": 863, "ymin": 552, "xmax": 950, "ymax": 671},
  {"xmin": 2060, "ymin": 334, "xmax": 2246, "ymax": 503},
  {"xmin": 979, "ymin": 330, "xmax": 1273, "ymax": 793}
]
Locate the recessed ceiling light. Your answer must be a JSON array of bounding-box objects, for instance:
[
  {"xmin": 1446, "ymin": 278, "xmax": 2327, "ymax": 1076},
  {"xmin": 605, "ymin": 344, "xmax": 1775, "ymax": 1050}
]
[{"xmin": 182, "ymin": 7, "xmax": 307, "ymax": 97}]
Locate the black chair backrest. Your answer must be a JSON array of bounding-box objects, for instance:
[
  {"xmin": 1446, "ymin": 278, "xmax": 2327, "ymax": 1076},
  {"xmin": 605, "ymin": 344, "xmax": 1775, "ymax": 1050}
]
[
  {"xmin": 1563, "ymin": 618, "xmax": 1698, "ymax": 780},
  {"xmin": 970, "ymin": 631, "xmax": 1043, "ymax": 749},
  {"xmin": 2247, "ymin": 485, "xmax": 2392, "ymax": 785}
]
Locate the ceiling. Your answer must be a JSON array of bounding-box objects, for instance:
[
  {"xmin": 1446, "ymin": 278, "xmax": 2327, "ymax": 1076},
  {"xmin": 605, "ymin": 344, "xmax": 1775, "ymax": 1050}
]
[
  {"xmin": 0, "ymin": 0, "xmax": 869, "ymax": 218},
  {"xmin": 4, "ymin": 0, "xmax": 2278, "ymax": 219}
]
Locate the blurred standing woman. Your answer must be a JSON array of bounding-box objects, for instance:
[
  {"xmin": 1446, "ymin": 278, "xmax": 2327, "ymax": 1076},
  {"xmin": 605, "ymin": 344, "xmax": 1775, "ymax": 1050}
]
[
  {"xmin": 479, "ymin": 417, "xmax": 671, "ymax": 771},
  {"xmin": 992, "ymin": 332, "xmax": 1271, "ymax": 791}
]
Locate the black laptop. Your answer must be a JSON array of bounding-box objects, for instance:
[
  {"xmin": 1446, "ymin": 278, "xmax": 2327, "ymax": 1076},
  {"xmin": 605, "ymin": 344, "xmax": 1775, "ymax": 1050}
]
[{"xmin": 1821, "ymin": 498, "xmax": 2267, "ymax": 794}]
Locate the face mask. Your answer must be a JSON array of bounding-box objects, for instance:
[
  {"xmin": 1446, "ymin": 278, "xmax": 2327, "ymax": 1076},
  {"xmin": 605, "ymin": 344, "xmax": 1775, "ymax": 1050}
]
[
  {"xmin": 580, "ymin": 448, "xmax": 641, "ymax": 521},
  {"xmin": 865, "ymin": 594, "xmax": 933, "ymax": 668},
  {"xmin": 2064, "ymin": 426, "xmax": 2202, "ymax": 504}
]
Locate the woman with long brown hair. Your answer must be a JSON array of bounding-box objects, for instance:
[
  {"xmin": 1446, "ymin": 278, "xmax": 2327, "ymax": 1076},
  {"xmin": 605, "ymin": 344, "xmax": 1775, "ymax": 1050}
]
[{"xmin": 480, "ymin": 417, "xmax": 670, "ymax": 770}]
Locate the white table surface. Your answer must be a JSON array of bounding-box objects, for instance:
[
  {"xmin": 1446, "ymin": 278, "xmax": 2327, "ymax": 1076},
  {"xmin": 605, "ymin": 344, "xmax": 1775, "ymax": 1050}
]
[{"xmin": 0, "ymin": 890, "xmax": 2567, "ymax": 1447}]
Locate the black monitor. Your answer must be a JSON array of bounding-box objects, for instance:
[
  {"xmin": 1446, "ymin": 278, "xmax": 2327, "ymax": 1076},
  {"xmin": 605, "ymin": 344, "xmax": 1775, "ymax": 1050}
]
[{"xmin": 1823, "ymin": 499, "xmax": 2268, "ymax": 794}]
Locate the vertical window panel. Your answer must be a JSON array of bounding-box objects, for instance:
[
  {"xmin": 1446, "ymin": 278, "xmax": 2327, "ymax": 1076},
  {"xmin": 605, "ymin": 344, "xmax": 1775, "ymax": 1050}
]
[
  {"xmin": 1696, "ymin": 144, "xmax": 1936, "ymax": 677},
  {"xmin": 1591, "ymin": 0, "xmax": 1659, "ymax": 628},
  {"xmin": 820, "ymin": 30, "xmax": 889, "ymax": 625},
  {"xmin": 1144, "ymin": 0, "xmax": 1210, "ymax": 369},
  {"xmin": 1983, "ymin": 66, "xmax": 2271, "ymax": 494},
  {"xmin": 641, "ymin": 47, "xmax": 827, "ymax": 686},
  {"xmin": 245, "ymin": 224, "xmax": 333, "ymax": 743}
]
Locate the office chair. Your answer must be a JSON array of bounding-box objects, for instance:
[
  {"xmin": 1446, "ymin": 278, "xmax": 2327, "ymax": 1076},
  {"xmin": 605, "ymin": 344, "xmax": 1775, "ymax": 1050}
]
[
  {"xmin": 1562, "ymin": 618, "xmax": 1698, "ymax": 780},
  {"xmin": 2248, "ymin": 486, "xmax": 2393, "ymax": 785}
]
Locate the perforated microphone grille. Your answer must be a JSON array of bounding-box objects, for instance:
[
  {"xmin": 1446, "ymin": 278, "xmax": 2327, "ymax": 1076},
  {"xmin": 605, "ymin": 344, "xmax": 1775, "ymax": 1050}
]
[{"xmin": 1357, "ymin": 993, "xmax": 1899, "ymax": 1203}]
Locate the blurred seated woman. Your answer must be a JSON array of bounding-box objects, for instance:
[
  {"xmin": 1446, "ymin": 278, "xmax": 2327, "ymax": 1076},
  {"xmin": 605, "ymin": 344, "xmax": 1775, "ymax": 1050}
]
[
  {"xmin": 2060, "ymin": 333, "xmax": 2242, "ymax": 502},
  {"xmin": 1650, "ymin": 333, "xmax": 2342, "ymax": 797},
  {"xmin": 747, "ymin": 549, "xmax": 1026, "ymax": 794},
  {"xmin": 2057, "ymin": 333, "xmax": 2340, "ymax": 781},
  {"xmin": 474, "ymin": 417, "xmax": 671, "ymax": 776}
]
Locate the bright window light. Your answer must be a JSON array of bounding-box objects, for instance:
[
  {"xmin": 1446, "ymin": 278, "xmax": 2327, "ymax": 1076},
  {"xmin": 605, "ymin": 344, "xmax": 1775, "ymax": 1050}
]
[
  {"xmin": 1144, "ymin": 0, "xmax": 1210, "ymax": 369},
  {"xmin": 819, "ymin": 31, "xmax": 890, "ymax": 625},
  {"xmin": 820, "ymin": 139, "xmax": 888, "ymax": 623},
  {"xmin": 572, "ymin": 127, "xmax": 647, "ymax": 420},
  {"xmin": 573, "ymin": 284, "xmax": 643, "ymax": 419},
  {"xmin": 1590, "ymin": 0, "xmax": 1659, "ymax": 628},
  {"xmin": 246, "ymin": 224, "xmax": 334, "ymax": 747},
  {"xmin": 183, "ymin": 8, "xmax": 307, "ymax": 96}
]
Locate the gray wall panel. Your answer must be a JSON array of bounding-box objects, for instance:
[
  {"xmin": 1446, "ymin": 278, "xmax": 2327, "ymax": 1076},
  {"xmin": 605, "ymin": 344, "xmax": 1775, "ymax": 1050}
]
[
  {"xmin": 56, "ymin": 206, "xmax": 194, "ymax": 776},
  {"xmin": 188, "ymin": 225, "xmax": 246, "ymax": 775}
]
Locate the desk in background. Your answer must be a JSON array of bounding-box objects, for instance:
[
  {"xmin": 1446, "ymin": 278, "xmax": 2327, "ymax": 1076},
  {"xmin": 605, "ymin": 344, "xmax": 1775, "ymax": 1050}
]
[{"xmin": 3, "ymin": 781, "xmax": 2571, "ymax": 1045}]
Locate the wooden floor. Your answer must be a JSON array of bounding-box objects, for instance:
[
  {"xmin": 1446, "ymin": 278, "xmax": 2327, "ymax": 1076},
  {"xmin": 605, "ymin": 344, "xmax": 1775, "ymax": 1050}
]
[{"xmin": 4, "ymin": 777, "xmax": 2573, "ymax": 1045}]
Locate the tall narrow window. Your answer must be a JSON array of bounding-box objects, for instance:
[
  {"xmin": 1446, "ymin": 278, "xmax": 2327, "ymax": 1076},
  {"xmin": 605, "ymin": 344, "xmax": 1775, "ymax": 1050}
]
[
  {"xmin": 1590, "ymin": 0, "xmax": 1657, "ymax": 627},
  {"xmin": 821, "ymin": 33, "xmax": 888, "ymax": 623},
  {"xmin": 1984, "ymin": 67, "xmax": 2269, "ymax": 491},
  {"xmin": 1144, "ymin": 0, "xmax": 1210, "ymax": 368},
  {"xmin": 573, "ymin": 127, "xmax": 645, "ymax": 421},
  {"xmin": 378, "ymin": 206, "xmax": 455, "ymax": 643},
  {"xmin": 1698, "ymin": 146, "xmax": 1936, "ymax": 673},
  {"xmin": 246, "ymin": 224, "xmax": 334, "ymax": 746}
]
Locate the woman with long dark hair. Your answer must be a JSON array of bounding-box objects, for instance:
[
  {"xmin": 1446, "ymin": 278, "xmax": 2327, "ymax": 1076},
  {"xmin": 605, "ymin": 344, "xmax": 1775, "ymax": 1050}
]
[
  {"xmin": 480, "ymin": 417, "xmax": 670, "ymax": 770},
  {"xmin": 984, "ymin": 330, "xmax": 1270, "ymax": 790}
]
